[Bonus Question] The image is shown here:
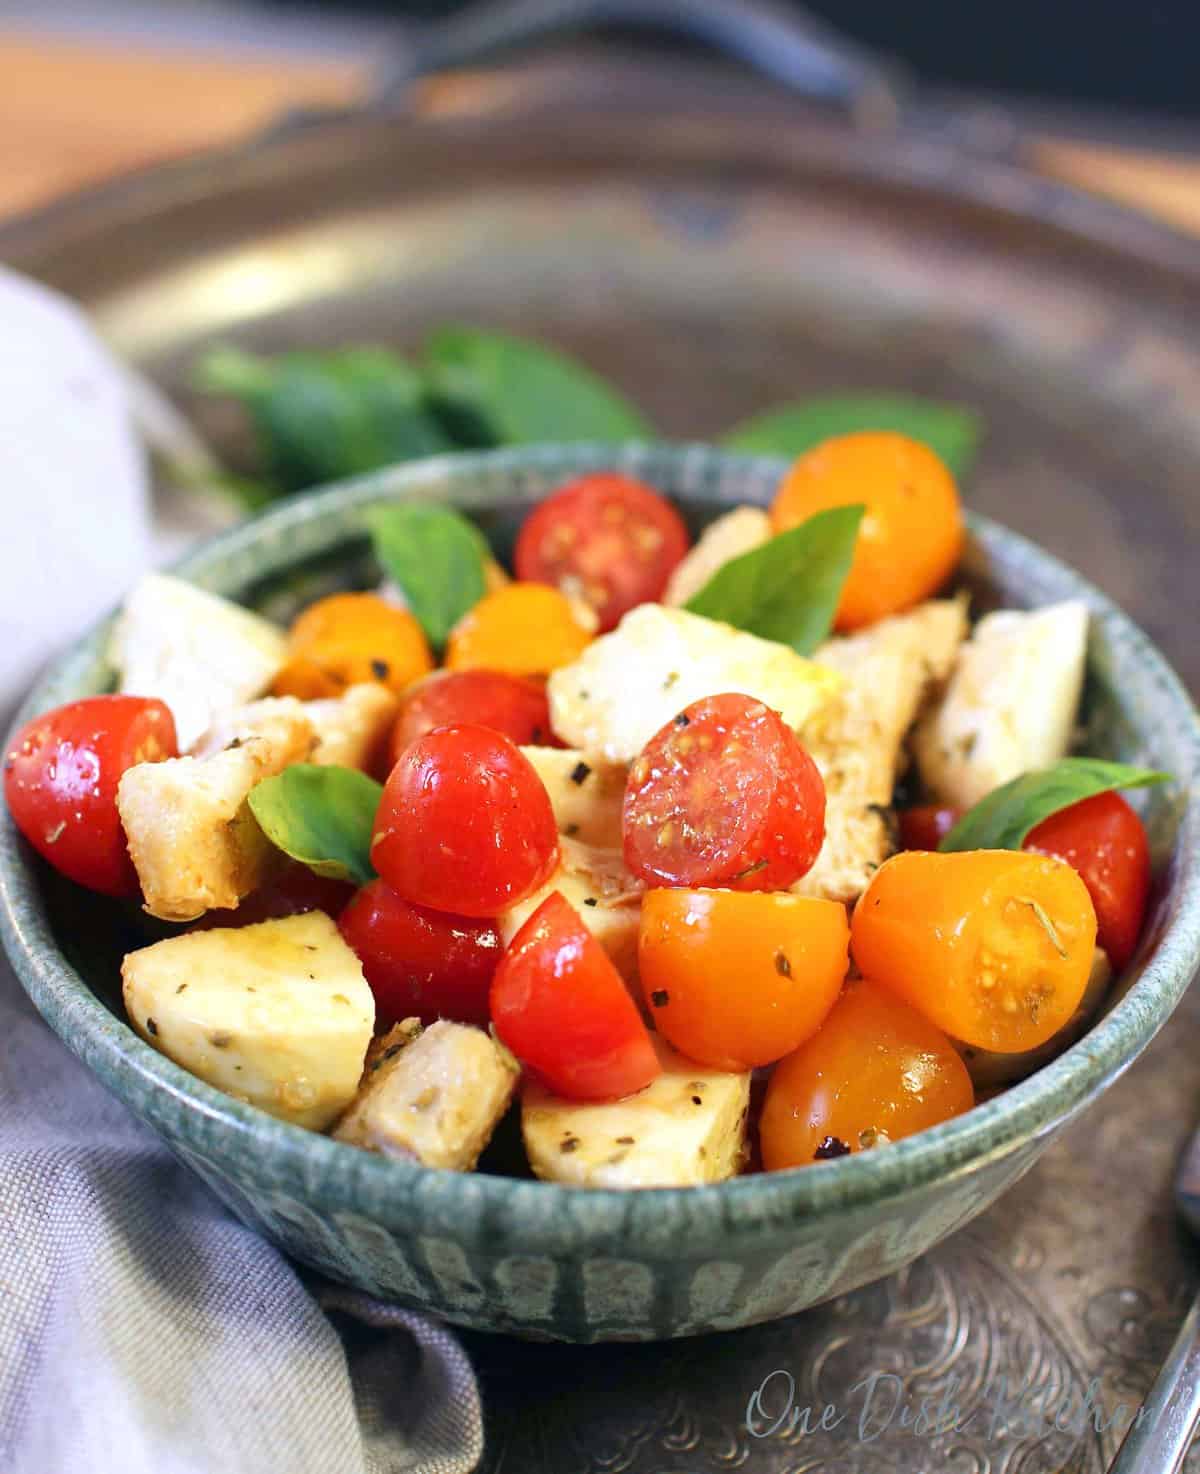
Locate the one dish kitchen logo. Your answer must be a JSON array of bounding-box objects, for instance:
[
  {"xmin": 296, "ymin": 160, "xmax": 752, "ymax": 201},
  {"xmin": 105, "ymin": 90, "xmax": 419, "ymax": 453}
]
[{"xmin": 745, "ymin": 1369, "xmax": 1151, "ymax": 1445}]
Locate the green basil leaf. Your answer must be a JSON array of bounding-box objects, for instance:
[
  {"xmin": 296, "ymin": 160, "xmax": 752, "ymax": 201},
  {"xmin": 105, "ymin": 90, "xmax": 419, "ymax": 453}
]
[
  {"xmin": 195, "ymin": 346, "xmax": 452, "ymax": 497},
  {"xmin": 722, "ymin": 395, "xmax": 983, "ymax": 479},
  {"xmin": 423, "ymin": 327, "xmax": 652, "ymax": 446},
  {"xmin": 940, "ymin": 758, "xmax": 1170, "ymax": 853},
  {"xmin": 684, "ymin": 505, "xmax": 864, "ymax": 655},
  {"xmin": 248, "ymin": 765, "xmax": 382, "ymax": 886},
  {"xmin": 368, "ymin": 502, "xmax": 488, "ymax": 650}
]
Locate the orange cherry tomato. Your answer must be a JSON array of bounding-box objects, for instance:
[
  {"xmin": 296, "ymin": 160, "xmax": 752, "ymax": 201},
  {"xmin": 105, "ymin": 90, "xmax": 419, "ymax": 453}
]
[
  {"xmin": 271, "ymin": 657, "xmax": 344, "ymax": 701},
  {"xmin": 770, "ymin": 432, "xmax": 964, "ymax": 630},
  {"xmin": 444, "ymin": 583, "xmax": 593, "ymax": 677},
  {"xmin": 850, "ymin": 849, "xmax": 1097, "ymax": 1053},
  {"xmin": 760, "ymin": 979, "xmax": 975, "ymax": 1170},
  {"xmin": 273, "ymin": 593, "xmax": 433, "ymax": 698},
  {"xmin": 638, "ymin": 888, "xmax": 849, "ymax": 1069}
]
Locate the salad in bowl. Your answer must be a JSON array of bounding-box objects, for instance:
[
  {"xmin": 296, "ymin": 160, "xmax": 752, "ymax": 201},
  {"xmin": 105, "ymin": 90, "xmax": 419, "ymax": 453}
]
[{"xmin": 2, "ymin": 431, "xmax": 1170, "ymax": 1192}]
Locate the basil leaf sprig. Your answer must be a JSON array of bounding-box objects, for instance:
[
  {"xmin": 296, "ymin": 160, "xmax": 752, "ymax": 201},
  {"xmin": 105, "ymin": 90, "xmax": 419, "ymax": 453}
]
[
  {"xmin": 722, "ymin": 394, "xmax": 982, "ymax": 479},
  {"xmin": 939, "ymin": 758, "xmax": 1170, "ymax": 853},
  {"xmin": 424, "ymin": 327, "xmax": 652, "ymax": 447},
  {"xmin": 248, "ymin": 765, "xmax": 382, "ymax": 886},
  {"xmin": 684, "ymin": 505, "xmax": 863, "ymax": 656},
  {"xmin": 368, "ymin": 503, "xmax": 488, "ymax": 650},
  {"xmin": 196, "ymin": 346, "xmax": 451, "ymax": 502}
]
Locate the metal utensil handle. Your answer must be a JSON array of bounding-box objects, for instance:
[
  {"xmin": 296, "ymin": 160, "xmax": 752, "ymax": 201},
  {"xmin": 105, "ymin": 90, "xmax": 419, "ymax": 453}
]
[
  {"xmin": 1108, "ymin": 1292, "xmax": 1200, "ymax": 1474},
  {"xmin": 375, "ymin": 0, "xmax": 904, "ymax": 118}
]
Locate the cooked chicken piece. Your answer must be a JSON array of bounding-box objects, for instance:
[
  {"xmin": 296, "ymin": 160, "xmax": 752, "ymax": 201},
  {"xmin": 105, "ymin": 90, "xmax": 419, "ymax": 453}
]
[
  {"xmin": 109, "ymin": 573, "xmax": 287, "ymax": 750},
  {"xmin": 795, "ymin": 598, "xmax": 968, "ymax": 903},
  {"xmin": 122, "ymin": 911, "xmax": 374, "ymax": 1130},
  {"xmin": 118, "ymin": 708, "xmax": 314, "ymax": 921},
  {"xmin": 548, "ymin": 604, "xmax": 841, "ymax": 764},
  {"xmin": 518, "ymin": 746, "xmax": 626, "ymax": 848},
  {"xmin": 335, "ymin": 1019, "xmax": 519, "ymax": 1170},
  {"xmin": 662, "ymin": 506, "xmax": 772, "ymax": 607},
  {"xmin": 913, "ymin": 600, "xmax": 1089, "ymax": 809},
  {"xmin": 193, "ymin": 683, "xmax": 397, "ymax": 772},
  {"xmin": 522, "ymin": 1037, "xmax": 750, "ymax": 1188}
]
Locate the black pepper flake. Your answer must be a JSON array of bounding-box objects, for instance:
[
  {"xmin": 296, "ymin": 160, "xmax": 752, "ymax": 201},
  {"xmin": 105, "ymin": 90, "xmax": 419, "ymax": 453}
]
[
  {"xmin": 146, "ymin": 1017, "xmax": 158, "ymax": 1036},
  {"xmin": 569, "ymin": 761, "xmax": 591, "ymax": 786},
  {"xmin": 583, "ymin": 896, "xmax": 598, "ymax": 908},
  {"xmin": 673, "ymin": 711, "xmax": 691, "ymax": 728},
  {"xmin": 650, "ymin": 989, "xmax": 670, "ymax": 1008},
  {"xmin": 175, "ymin": 983, "xmax": 188, "ymax": 994},
  {"xmin": 615, "ymin": 1135, "xmax": 635, "ymax": 1145},
  {"xmin": 370, "ymin": 658, "xmax": 391, "ymax": 681},
  {"xmin": 691, "ymin": 1095, "xmax": 703, "ymax": 1106},
  {"xmin": 814, "ymin": 1135, "xmax": 851, "ymax": 1160},
  {"xmin": 565, "ymin": 823, "xmax": 580, "ymax": 838},
  {"xmin": 560, "ymin": 1137, "xmax": 580, "ymax": 1154},
  {"xmin": 774, "ymin": 950, "xmax": 792, "ymax": 977},
  {"xmin": 225, "ymin": 737, "xmax": 244, "ymax": 751}
]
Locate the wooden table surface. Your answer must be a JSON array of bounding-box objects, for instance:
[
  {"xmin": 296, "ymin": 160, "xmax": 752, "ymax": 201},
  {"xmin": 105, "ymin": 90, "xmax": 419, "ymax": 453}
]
[{"xmin": 3, "ymin": 28, "xmax": 1200, "ymax": 236}]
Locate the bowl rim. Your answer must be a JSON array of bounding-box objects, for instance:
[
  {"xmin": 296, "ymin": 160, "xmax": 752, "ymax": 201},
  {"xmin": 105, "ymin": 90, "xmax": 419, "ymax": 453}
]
[{"xmin": 3, "ymin": 442, "xmax": 1198, "ymax": 1248}]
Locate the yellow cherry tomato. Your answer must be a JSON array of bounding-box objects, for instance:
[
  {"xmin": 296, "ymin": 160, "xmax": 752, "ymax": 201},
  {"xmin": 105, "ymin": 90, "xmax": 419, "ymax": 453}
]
[
  {"xmin": 770, "ymin": 431, "xmax": 964, "ymax": 630},
  {"xmin": 850, "ymin": 849, "xmax": 1097, "ymax": 1053},
  {"xmin": 639, "ymin": 888, "xmax": 849, "ymax": 1070},
  {"xmin": 445, "ymin": 582, "xmax": 593, "ymax": 677},
  {"xmin": 273, "ymin": 592, "xmax": 433, "ymax": 698},
  {"xmin": 760, "ymin": 979, "xmax": 975, "ymax": 1170}
]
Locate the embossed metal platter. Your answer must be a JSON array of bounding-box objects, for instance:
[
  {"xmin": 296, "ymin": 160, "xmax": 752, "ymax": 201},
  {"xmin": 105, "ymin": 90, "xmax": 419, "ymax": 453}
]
[{"xmin": 4, "ymin": 51, "xmax": 1200, "ymax": 1471}]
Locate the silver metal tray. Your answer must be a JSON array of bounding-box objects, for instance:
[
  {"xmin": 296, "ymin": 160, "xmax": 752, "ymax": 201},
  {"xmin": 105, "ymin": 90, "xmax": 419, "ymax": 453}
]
[{"xmin": 4, "ymin": 41, "xmax": 1199, "ymax": 1472}]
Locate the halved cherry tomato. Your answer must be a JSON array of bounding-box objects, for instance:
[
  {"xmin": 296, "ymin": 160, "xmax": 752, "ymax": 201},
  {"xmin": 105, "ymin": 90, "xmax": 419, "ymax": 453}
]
[
  {"xmin": 445, "ymin": 583, "xmax": 593, "ymax": 677},
  {"xmin": 622, "ymin": 693, "xmax": 825, "ymax": 891},
  {"xmin": 851, "ymin": 849, "xmax": 1097, "ymax": 1052},
  {"xmin": 514, "ymin": 473, "xmax": 691, "ymax": 632},
  {"xmin": 4, "ymin": 695, "xmax": 177, "ymax": 896},
  {"xmin": 338, "ymin": 878, "xmax": 501, "ymax": 1026},
  {"xmin": 639, "ymin": 889, "xmax": 849, "ymax": 1069},
  {"xmin": 191, "ymin": 862, "xmax": 354, "ymax": 931},
  {"xmin": 1024, "ymin": 791, "xmax": 1150, "ymax": 972},
  {"xmin": 273, "ymin": 592, "xmax": 433, "ymax": 699},
  {"xmin": 898, "ymin": 803, "xmax": 961, "ymax": 851},
  {"xmin": 760, "ymin": 979, "xmax": 974, "ymax": 1170},
  {"xmin": 491, "ymin": 890, "xmax": 660, "ymax": 1100},
  {"xmin": 372, "ymin": 723, "xmax": 558, "ymax": 917},
  {"xmin": 770, "ymin": 432, "xmax": 964, "ymax": 631},
  {"xmin": 388, "ymin": 669, "xmax": 557, "ymax": 769}
]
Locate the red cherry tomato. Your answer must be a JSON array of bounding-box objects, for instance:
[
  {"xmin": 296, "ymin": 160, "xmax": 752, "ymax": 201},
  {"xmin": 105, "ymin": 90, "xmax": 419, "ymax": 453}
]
[
  {"xmin": 514, "ymin": 473, "xmax": 691, "ymax": 632},
  {"xmin": 388, "ymin": 670, "xmax": 557, "ymax": 770},
  {"xmin": 622, "ymin": 693, "xmax": 825, "ymax": 891},
  {"xmin": 1023, "ymin": 791, "xmax": 1151, "ymax": 972},
  {"xmin": 491, "ymin": 891, "xmax": 660, "ymax": 1100},
  {"xmin": 898, "ymin": 804, "xmax": 961, "ymax": 851},
  {"xmin": 338, "ymin": 878, "xmax": 501, "ymax": 1026},
  {"xmin": 192, "ymin": 862, "xmax": 354, "ymax": 931},
  {"xmin": 372, "ymin": 723, "xmax": 559, "ymax": 918},
  {"xmin": 4, "ymin": 695, "xmax": 177, "ymax": 896}
]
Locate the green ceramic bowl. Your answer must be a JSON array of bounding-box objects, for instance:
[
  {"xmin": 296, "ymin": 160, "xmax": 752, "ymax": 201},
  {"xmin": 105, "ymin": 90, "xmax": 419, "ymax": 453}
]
[{"xmin": 2, "ymin": 445, "xmax": 1198, "ymax": 1343}]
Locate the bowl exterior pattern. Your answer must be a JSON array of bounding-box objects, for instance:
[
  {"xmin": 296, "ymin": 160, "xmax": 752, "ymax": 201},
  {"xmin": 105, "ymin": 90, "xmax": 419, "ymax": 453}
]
[{"xmin": 3, "ymin": 445, "xmax": 1198, "ymax": 1342}]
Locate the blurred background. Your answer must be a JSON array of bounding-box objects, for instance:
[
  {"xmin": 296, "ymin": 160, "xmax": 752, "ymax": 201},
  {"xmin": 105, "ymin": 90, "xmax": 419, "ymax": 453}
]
[{"xmin": 2, "ymin": 0, "xmax": 1200, "ymax": 229}]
